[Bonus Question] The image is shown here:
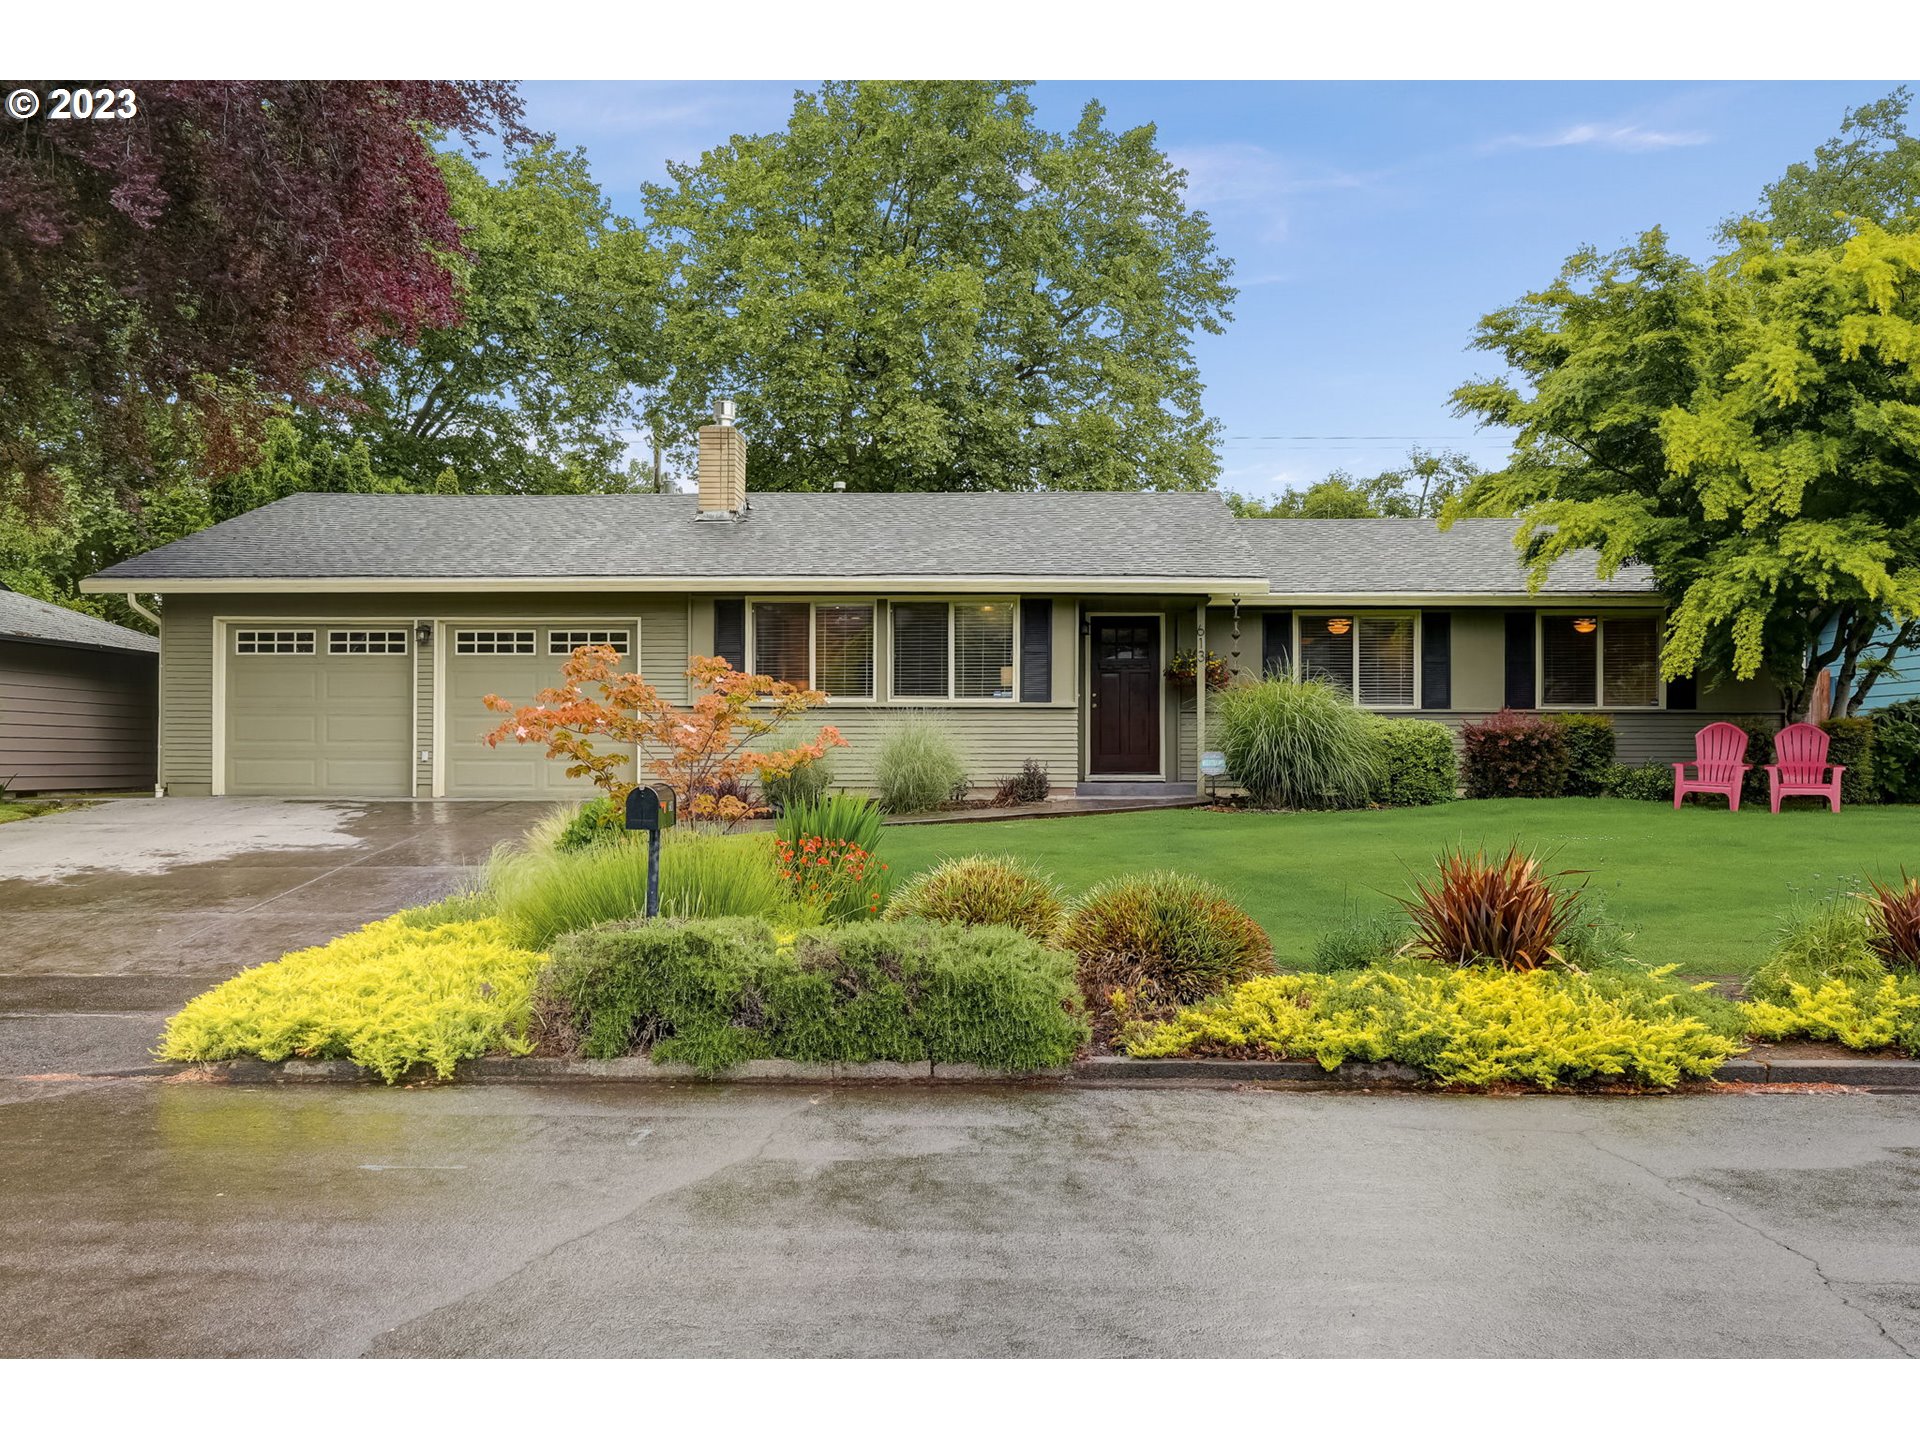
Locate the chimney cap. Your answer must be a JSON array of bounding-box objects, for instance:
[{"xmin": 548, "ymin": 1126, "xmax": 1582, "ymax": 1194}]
[{"xmin": 712, "ymin": 397, "xmax": 736, "ymax": 426}]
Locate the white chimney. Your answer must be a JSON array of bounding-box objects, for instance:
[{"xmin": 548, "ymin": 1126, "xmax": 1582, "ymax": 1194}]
[{"xmin": 696, "ymin": 399, "xmax": 746, "ymax": 518}]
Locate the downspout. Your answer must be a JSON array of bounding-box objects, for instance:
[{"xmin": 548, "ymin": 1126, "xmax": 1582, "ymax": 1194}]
[{"xmin": 127, "ymin": 593, "xmax": 165, "ymax": 796}]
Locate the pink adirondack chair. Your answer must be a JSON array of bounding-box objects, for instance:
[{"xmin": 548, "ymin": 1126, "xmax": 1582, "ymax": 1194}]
[
  {"xmin": 1767, "ymin": 723, "xmax": 1845, "ymax": 813},
  {"xmin": 1672, "ymin": 722, "xmax": 1750, "ymax": 811}
]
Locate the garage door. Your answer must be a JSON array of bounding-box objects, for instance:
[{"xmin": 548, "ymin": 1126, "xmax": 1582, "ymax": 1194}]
[
  {"xmin": 443, "ymin": 625, "xmax": 636, "ymax": 798},
  {"xmin": 225, "ymin": 627, "xmax": 412, "ymax": 796}
]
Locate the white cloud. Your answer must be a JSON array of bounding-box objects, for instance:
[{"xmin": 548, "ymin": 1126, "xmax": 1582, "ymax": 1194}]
[
  {"xmin": 1166, "ymin": 143, "xmax": 1368, "ymax": 241},
  {"xmin": 1486, "ymin": 121, "xmax": 1711, "ymax": 153}
]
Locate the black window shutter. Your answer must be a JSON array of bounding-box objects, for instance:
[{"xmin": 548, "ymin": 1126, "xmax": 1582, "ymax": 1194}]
[
  {"xmin": 1420, "ymin": 610, "xmax": 1452, "ymax": 710},
  {"xmin": 713, "ymin": 598, "xmax": 746, "ymax": 671},
  {"xmin": 1261, "ymin": 611, "xmax": 1293, "ymax": 677},
  {"xmin": 1020, "ymin": 598, "xmax": 1052, "ymax": 703},
  {"xmin": 1666, "ymin": 672, "xmax": 1697, "ymax": 710},
  {"xmin": 1503, "ymin": 610, "xmax": 1536, "ymax": 709}
]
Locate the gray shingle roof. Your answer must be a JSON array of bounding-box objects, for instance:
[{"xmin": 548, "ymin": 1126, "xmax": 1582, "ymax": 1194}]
[
  {"xmin": 0, "ymin": 587, "xmax": 160, "ymax": 653},
  {"xmin": 81, "ymin": 492, "xmax": 1656, "ymax": 600},
  {"xmin": 1245, "ymin": 518, "xmax": 1657, "ymax": 597},
  {"xmin": 85, "ymin": 491, "xmax": 1255, "ymax": 584}
]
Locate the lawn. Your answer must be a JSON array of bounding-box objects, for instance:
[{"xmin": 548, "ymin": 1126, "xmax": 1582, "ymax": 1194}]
[
  {"xmin": 879, "ymin": 799, "xmax": 1920, "ymax": 976},
  {"xmin": 0, "ymin": 801, "xmax": 54, "ymax": 824}
]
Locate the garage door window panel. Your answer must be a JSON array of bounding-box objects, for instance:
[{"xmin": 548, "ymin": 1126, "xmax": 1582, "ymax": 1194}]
[
  {"xmin": 234, "ymin": 629, "xmax": 315, "ymax": 655},
  {"xmin": 549, "ymin": 630, "xmax": 631, "ymax": 656},
  {"xmin": 328, "ymin": 629, "xmax": 408, "ymax": 655},
  {"xmin": 455, "ymin": 630, "xmax": 535, "ymax": 655}
]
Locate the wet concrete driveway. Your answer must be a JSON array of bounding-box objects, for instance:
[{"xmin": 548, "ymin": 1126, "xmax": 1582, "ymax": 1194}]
[
  {"xmin": 0, "ymin": 1081, "xmax": 1915, "ymax": 1357},
  {"xmin": 0, "ymin": 799, "xmax": 548, "ymax": 1076}
]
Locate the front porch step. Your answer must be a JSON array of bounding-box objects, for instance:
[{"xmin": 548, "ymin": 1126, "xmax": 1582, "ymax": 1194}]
[{"xmin": 1075, "ymin": 781, "xmax": 1198, "ymax": 798}]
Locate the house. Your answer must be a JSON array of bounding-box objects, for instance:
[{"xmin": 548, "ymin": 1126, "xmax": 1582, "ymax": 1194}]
[
  {"xmin": 1817, "ymin": 615, "xmax": 1920, "ymax": 714},
  {"xmin": 0, "ymin": 585, "xmax": 160, "ymax": 794},
  {"xmin": 80, "ymin": 414, "xmax": 1781, "ymax": 800}
]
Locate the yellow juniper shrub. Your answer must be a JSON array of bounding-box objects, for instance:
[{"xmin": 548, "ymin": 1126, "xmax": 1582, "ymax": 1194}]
[
  {"xmin": 1122, "ymin": 963, "xmax": 1745, "ymax": 1089},
  {"xmin": 156, "ymin": 917, "xmax": 547, "ymax": 1082},
  {"xmin": 1743, "ymin": 976, "xmax": 1920, "ymax": 1053}
]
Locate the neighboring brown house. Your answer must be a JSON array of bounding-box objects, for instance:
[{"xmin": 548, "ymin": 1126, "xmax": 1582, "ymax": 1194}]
[{"xmin": 0, "ymin": 587, "xmax": 159, "ymax": 795}]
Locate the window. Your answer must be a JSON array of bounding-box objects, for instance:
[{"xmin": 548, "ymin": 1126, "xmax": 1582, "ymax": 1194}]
[
  {"xmin": 954, "ymin": 602, "xmax": 1016, "ymax": 699},
  {"xmin": 234, "ymin": 629, "xmax": 314, "ymax": 655},
  {"xmin": 892, "ymin": 601, "xmax": 950, "ymax": 698},
  {"xmin": 814, "ymin": 605, "xmax": 874, "ymax": 699},
  {"xmin": 750, "ymin": 602, "xmax": 811, "ymax": 687},
  {"xmin": 328, "ymin": 629, "xmax": 407, "ymax": 656},
  {"xmin": 1297, "ymin": 614, "xmax": 1416, "ymax": 708},
  {"xmin": 549, "ymin": 629, "xmax": 630, "ymax": 656},
  {"xmin": 1540, "ymin": 615, "xmax": 1662, "ymax": 708},
  {"xmin": 454, "ymin": 630, "xmax": 535, "ymax": 655}
]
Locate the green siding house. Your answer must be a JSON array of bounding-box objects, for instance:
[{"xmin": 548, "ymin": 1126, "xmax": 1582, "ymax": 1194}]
[{"xmin": 82, "ymin": 418, "xmax": 1780, "ymax": 800}]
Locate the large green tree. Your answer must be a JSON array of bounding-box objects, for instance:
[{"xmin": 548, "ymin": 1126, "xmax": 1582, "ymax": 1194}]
[
  {"xmin": 1451, "ymin": 222, "xmax": 1920, "ymax": 715},
  {"xmin": 1230, "ymin": 448, "xmax": 1484, "ymax": 518},
  {"xmin": 309, "ymin": 142, "xmax": 664, "ymax": 494},
  {"xmin": 1726, "ymin": 87, "xmax": 1920, "ymax": 246},
  {"xmin": 639, "ymin": 81, "xmax": 1236, "ymax": 492}
]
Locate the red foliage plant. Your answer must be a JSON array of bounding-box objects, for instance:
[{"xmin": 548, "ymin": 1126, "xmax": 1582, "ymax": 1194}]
[
  {"xmin": 1459, "ymin": 709, "xmax": 1570, "ymax": 799},
  {"xmin": 1400, "ymin": 845, "xmax": 1581, "ymax": 972},
  {"xmin": 482, "ymin": 648, "xmax": 846, "ymax": 827},
  {"xmin": 1864, "ymin": 872, "xmax": 1920, "ymax": 971}
]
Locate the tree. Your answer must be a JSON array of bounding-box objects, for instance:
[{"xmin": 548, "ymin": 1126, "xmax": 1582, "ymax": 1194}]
[
  {"xmin": 482, "ymin": 650, "xmax": 846, "ymax": 826},
  {"xmin": 1450, "ymin": 223, "xmax": 1920, "ymax": 716},
  {"xmin": 1729, "ymin": 87, "xmax": 1920, "ymax": 247},
  {"xmin": 1228, "ymin": 448, "xmax": 1484, "ymax": 518},
  {"xmin": 309, "ymin": 143, "xmax": 665, "ymax": 494},
  {"xmin": 0, "ymin": 81, "xmax": 530, "ymax": 516},
  {"xmin": 640, "ymin": 81, "xmax": 1236, "ymax": 493}
]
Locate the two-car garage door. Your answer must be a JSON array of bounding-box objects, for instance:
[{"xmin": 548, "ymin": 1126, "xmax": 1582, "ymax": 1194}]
[{"xmin": 222, "ymin": 621, "xmax": 634, "ymax": 798}]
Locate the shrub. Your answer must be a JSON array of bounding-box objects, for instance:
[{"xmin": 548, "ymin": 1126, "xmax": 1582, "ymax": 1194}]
[
  {"xmin": 1740, "ymin": 720, "xmax": 1780, "ymax": 808},
  {"xmin": 993, "ymin": 758, "xmax": 1052, "ymax": 806},
  {"xmin": 542, "ymin": 917, "xmax": 1088, "ymax": 1073},
  {"xmin": 761, "ymin": 754, "xmax": 834, "ymax": 814},
  {"xmin": 874, "ymin": 717, "xmax": 970, "ymax": 813},
  {"xmin": 1307, "ymin": 906, "xmax": 1410, "ymax": 972},
  {"xmin": 1819, "ymin": 715, "xmax": 1876, "ymax": 805},
  {"xmin": 1121, "ymin": 962, "xmax": 1745, "ymax": 1089},
  {"xmin": 1865, "ymin": 873, "xmax": 1920, "ymax": 971},
  {"xmin": 394, "ymin": 890, "xmax": 495, "ymax": 928},
  {"xmin": 775, "ymin": 836, "xmax": 891, "ymax": 922},
  {"xmin": 1062, "ymin": 871, "xmax": 1273, "ymax": 1039},
  {"xmin": 1214, "ymin": 676, "xmax": 1381, "ymax": 810},
  {"xmin": 553, "ymin": 796, "xmax": 625, "ymax": 849},
  {"xmin": 1367, "ymin": 717, "xmax": 1457, "ymax": 807},
  {"xmin": 1400, "ymin": 845, "xmax": 1580, "ymax": 972},
  {"xmin": 487, "ymin": 830, "xmax": 789, "ymax": 947},
  {"xmin": 886, "ymin": 855, "xmax": 1066, "ymax": 943},
  {"xmin": 1460, "ymin": 709, "xmax": 1568, "ymax": 798},
  {"xmin": 1551, "ymin": 714, "xmax": 1617, "ymax": 797},
  {"xmin": 1603, "ymin": 761, "xmax": 1673, "ymax": 802},
  {"xmin": 1871, "ymin": 698, "xmax": 1920, "ymax": 803},
  {"xmin": 155, "ymin": 917, "xmax": 543, "ymax": 1081},
  {"xmin": 776, "ymin": 791, "xmax": 884, "ymax": 852}
]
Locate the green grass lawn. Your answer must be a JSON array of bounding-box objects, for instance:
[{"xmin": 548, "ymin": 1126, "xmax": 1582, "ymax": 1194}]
[
  {"xmin": 879, "ymin": 799, "xmax": 1920, "ymax": 976},
  {"xmin": 0, "ymin": 801, "xmax": 54, "ymax": 824}
]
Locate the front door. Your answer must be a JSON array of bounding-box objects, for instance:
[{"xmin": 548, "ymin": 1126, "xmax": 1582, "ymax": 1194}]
[{"xmin": 1090, "ymin": 616, "xmax": 1161, "ymax": 775}]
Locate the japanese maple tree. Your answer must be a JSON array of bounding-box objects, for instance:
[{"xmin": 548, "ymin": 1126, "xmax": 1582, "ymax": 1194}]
[{"xmin": 482, "ymin": 649, "xmax": 846, "ymax": 825}]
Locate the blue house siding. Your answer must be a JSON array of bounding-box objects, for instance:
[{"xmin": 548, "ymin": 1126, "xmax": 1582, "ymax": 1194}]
[{"xmin": 1818, "ymin": 616, "xmax": 1920, "ymax": 711}]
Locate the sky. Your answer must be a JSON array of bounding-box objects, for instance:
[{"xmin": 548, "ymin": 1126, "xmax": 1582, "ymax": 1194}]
[{"xmin": 510, "ymin": 79, "xmax": 1909, "ymax": 499}]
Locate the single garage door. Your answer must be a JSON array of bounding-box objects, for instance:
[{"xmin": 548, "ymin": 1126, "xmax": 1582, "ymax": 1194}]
[
  {"xmin": 443, "ymin": 625, "xmax": 636, "ymax": 798},
  {"xmin": 225, "ymin": 626, "xmax": 412, "ymax": 796}
]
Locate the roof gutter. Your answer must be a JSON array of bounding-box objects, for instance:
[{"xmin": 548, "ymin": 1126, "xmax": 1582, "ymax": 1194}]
[{"xmin": 82, "ymin": 574, "xmax": 1276, "ymax": 597}]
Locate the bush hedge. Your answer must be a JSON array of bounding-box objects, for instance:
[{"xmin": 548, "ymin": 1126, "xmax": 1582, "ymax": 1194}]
[
  {"xmin": 1551, "ymin": 714, "xmax": 1617, "ymax": 797},
  {"xmin": 543, "ymin": 917, "xmax": 1088, "ymax": 1073},
  {"xmin": 1121, "ymin": 962, "xmax": 1746, "ymax": 1089},
  {"xmin": 1368, "ymin": 717, "xmax": 1457, "ymax": 806},
  {"xmin": 886, "ymin": 854, "xmax": 1066, "ymax": 942},
  {"xmin": 1819, "ymin": 715, "xmax": 1876, "ymax": 805},
  {"xmin": 1872, "ymin": 699, "xmax": 1920, "ymax": 803},
  {"xmin": 1460, "ymin": 709, "xmax": 1570, "ymax": 799},
  {"xmin": 1603, "ymin": 761, "xmax": 1673, "ymax": 802}
]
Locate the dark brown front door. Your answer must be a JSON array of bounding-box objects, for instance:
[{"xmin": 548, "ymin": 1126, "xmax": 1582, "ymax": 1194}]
[{"xmin": 1090, "ymin": 616, "xmax": 1161, "ymax": 775}]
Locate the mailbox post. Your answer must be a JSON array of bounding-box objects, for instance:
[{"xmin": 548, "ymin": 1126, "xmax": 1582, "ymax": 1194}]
[{"xmin": 622, "ymin": 783, "xmax": 677, "ymax": 917}]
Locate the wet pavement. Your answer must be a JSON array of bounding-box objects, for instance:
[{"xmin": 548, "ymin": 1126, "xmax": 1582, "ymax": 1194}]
[
  {"xmin": 0, "ymin": 799, "xmax": 548, "ymax": 1076},
  {"xmin": 0, "ymin": 1081, "xmax": 1914, "ymax": 1357}
]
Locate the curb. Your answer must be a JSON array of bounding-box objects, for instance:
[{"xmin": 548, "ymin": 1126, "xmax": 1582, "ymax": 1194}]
[{"xmin": 88, "ymin": 1050, "xmax": 1920, "ymax": 1091}]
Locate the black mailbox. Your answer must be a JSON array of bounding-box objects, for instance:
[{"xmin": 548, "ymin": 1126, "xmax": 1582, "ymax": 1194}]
[{"xmin": 624, "ymin": 783, "xmax": 677, "ymax": 834}]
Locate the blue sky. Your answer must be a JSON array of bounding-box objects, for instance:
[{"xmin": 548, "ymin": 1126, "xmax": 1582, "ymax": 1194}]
[{"xmin": 514, "ymin": 79, "xmax": 1907, "ymax": 497}]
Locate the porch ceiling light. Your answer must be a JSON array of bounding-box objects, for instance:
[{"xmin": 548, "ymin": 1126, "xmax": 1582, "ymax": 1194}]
[
  {"xmin": 1573, "ymin": 617, "xmax": 1598, "ymax": 634},
  {"xmin": 1325, "ymin": 616, "xmax": 1351, "ymax": 636}
]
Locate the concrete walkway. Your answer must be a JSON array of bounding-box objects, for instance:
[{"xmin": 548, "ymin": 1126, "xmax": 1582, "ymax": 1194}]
[{"xmin": 0, "ymin": 799, "xmax": 547, "ymax": 1077}]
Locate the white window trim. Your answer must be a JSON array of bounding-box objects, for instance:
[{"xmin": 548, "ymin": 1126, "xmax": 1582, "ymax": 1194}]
[
  {"xmin": 885, "ymin": 597, "xmax": 1020, "ymax": 705},
  {"xmin": 1536, "ymin": 611, "xmax": 1665, "ymax": 711},
  {"xmin": 746, "ymin": 598, "xmax": 878, "ymax": 703},
  {"xmin": 1292, "ymin": 611, "xmax": 1422, "ymax": 711}
]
